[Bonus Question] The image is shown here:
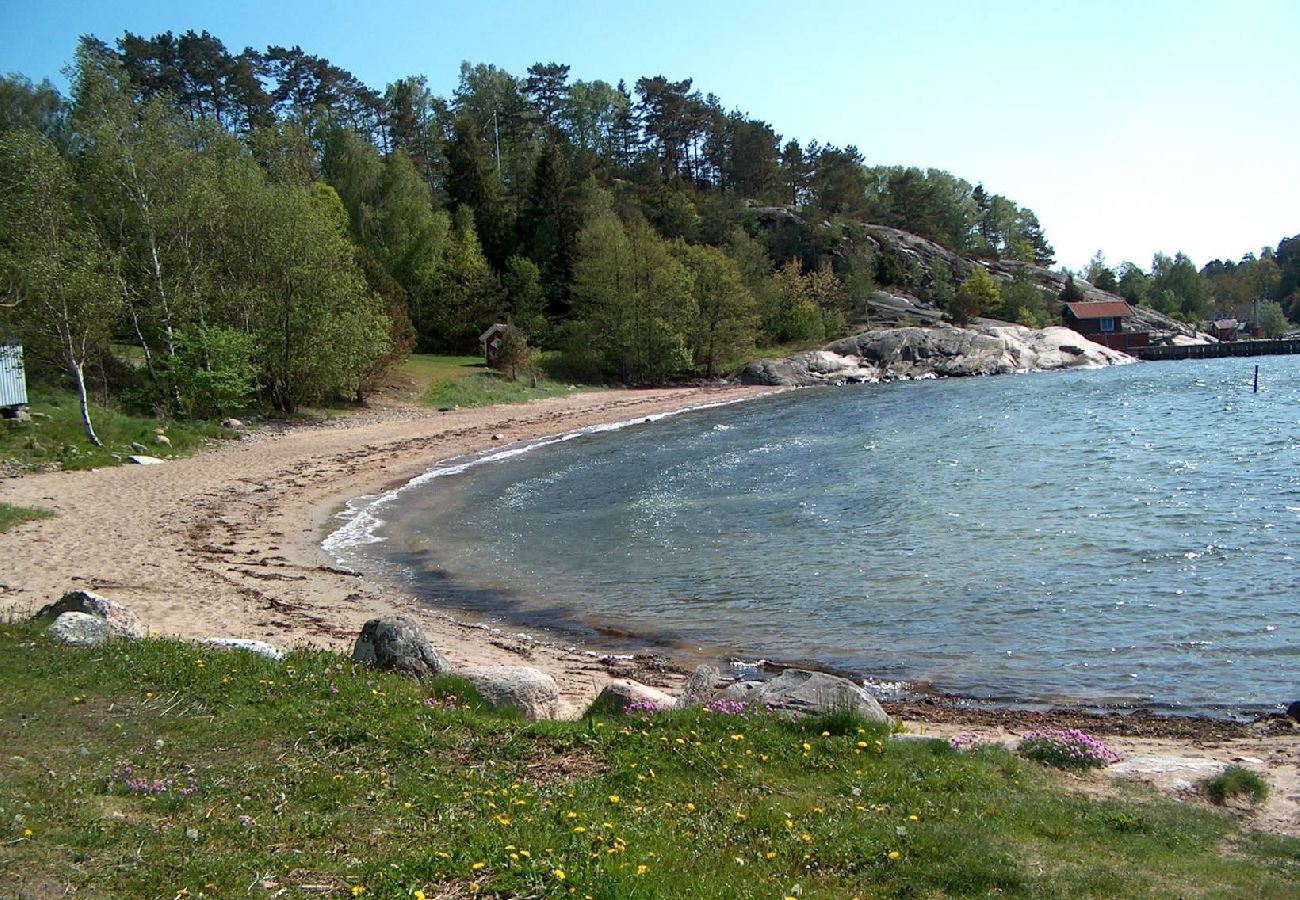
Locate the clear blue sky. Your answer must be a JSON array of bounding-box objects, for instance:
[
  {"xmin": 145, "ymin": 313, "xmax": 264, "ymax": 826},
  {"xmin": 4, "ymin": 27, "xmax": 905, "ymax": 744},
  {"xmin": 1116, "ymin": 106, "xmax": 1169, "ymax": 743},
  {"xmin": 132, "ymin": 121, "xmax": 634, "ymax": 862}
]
[{"xmin": 3, "ymin": 0, "xmax": 1297, "ymax": 272}]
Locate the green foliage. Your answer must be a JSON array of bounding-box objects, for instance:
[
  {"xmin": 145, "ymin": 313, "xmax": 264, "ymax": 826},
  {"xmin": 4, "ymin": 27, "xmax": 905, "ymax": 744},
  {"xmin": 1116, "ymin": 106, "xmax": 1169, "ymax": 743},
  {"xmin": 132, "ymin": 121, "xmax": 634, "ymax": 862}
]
[
  {"xmin": 1256, "ymin": 299, "xmax": 1289, "ymax": 338},
  {"xmin": 948, "ymin": 266, "xmax": 1003, "ymax": 325},
  {"xmin": 0, "ymin": 502, "xmax": 55, "ymax": 532},
  {"xmin": 1002, "ymin": 275, "xmax": 1051, "ymax": 327},
  {"xmin": 1200, "ymin": 765, "xmax": 1270, "ymax": 806},
  {"xmin": 172, "ymin": 326, "xmax": 258, "ymax": 418},
  {"xmin": 491, "ymin": 324, "xmax": 531, "ymax": 381},
  {"xmin": 0, "ymin": 624, "xmax": 1295, "ymax": 899}
]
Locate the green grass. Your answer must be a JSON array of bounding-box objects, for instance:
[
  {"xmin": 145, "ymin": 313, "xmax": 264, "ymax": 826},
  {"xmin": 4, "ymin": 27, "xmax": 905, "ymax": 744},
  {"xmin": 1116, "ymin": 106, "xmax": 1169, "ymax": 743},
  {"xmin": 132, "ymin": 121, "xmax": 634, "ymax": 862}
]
[
  {"xmin": 0, "ymin": 624, "xmax": 1295, "ymax": 898},
  {"xmin": 401, "ymin": 353, "xmax": 589, "ymax": 410},
  {"xmin": 1200, "ymin": 765, "xmax": 1270, "ymax": 806},
  {"xmin": 0, "ymin": 502, "xmax": 55, "ymax": 532},
  {"xmin": 0, "ymin": 388, "xmax": 233, "ymax": 472}
]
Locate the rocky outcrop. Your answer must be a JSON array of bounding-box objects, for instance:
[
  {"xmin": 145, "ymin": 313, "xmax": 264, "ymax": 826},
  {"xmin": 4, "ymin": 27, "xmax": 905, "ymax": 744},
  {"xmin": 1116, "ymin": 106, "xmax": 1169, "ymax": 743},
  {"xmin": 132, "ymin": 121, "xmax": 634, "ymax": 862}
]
[
  {"xmin": 743, "ymin": 324, "xmax": 1132, "ymax": 387},
  {"xmin": 594, "ymin": 679, "xmax": 676, "ymax": 713},
  {"xmin": 676, "ymin": 664, "xmax": 722, "ymax": 709},
  {"xmin": 716, "ymin": 670, "xmax": 889, "ymax": 724},
  {"xmin": 47, "ymin": 611, "xmax": 113, "ymax": 646},
  {"xmin": 352, "ymin": 617, "xmax": 449, "ymax": 680},
  {"xmin": 202, "ymin": 638, "xmax": 286, "ymax": 661},
  {"xmin": 459, "ymin": 665, "xmax": 561, "ymax": 720},
  {"xmin": 37, "ymin": 590, "xmax": 145, "ymax": 640}
]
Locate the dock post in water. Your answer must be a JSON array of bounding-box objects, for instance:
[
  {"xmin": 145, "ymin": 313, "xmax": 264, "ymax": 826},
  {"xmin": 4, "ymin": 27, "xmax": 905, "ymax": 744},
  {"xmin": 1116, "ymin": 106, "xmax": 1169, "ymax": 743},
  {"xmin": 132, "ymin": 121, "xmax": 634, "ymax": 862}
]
[{"xmin": 1253, "ymin": 364, "xmax": 1259, "ymax": 393}]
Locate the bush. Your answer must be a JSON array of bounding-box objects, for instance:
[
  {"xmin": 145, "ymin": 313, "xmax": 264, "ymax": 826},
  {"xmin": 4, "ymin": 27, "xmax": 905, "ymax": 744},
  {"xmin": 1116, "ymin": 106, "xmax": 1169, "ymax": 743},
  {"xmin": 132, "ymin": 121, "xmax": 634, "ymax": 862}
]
[
  {"xmin": 1199, "ymin": 765, "xmax": 1269, "ymax": 806},
  {"xmin": 1017, "ymin": 729, "xmax": 1119, "ymax": 770}
]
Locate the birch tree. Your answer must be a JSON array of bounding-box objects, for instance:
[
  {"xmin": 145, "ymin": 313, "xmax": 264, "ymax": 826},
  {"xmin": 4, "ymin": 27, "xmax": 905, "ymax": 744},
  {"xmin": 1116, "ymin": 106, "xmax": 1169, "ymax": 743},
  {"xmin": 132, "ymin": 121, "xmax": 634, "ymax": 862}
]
[{"xmin": 0, "ymin": 130, "xmax": 118, "ymax": 444}]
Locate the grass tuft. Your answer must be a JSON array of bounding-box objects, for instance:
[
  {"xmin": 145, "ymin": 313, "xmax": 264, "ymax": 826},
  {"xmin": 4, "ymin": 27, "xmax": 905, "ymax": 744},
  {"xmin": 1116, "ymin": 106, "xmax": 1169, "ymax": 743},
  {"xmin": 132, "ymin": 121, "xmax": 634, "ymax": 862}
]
[
  {"xmin": 0, "ymin": 502, "xmax": 55, "ymax": 533},
  {"xmin": 1200, "ymin": 764, "xmax": 1270, "ymax": 806}
]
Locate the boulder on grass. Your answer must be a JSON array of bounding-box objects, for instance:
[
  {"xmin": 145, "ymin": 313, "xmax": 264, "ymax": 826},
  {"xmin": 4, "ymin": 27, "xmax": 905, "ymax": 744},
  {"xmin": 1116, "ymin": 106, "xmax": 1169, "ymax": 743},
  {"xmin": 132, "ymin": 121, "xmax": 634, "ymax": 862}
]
[
  {"xmin": 595, "ymin": 679, "xmax": 675, "ymax": 714},
  {"xmin": 716, "ymin": 669, "xmax": 889, "ymax": 724},
  {"xmin": 459, "ymin": 665, "xmax": 561, "ymax": 720},
  {"xmin": 352, "ymin": 617, "xmax": 449, "ymax": 680},
  {"xmin": 36, "ymin": 590, "xmax": 144, "ymax": 640},
  {"xmin": 47, "ymin": 611, "xmax": 112, "ymax": 646},
  {"xmin": 201, "ymin": 638, "xmax": 286, "ymax": 661},
  {"xmin": 676, "ymin": 664, "xmax": 721, "ymax": 709}
]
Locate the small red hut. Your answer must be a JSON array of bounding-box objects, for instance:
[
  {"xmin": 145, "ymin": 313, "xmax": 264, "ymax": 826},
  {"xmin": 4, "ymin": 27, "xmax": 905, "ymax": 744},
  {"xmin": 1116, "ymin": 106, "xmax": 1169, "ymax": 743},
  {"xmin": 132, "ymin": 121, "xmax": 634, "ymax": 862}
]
[{"xmin": 1063, "ymin": 301, "xmax": 1149, "ymax": 352}]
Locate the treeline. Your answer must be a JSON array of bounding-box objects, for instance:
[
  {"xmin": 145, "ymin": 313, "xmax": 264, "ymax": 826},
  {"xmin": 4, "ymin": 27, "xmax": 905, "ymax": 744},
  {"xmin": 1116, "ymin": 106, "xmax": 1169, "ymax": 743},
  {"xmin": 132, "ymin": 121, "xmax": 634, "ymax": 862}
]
[
  {"xmin": 1078, "ymin": 241, "xmax": 1300, "ymax": 336},
  {"xmin": 0, "ymin": 28, "xmax": 1063, "ymax": 428}
]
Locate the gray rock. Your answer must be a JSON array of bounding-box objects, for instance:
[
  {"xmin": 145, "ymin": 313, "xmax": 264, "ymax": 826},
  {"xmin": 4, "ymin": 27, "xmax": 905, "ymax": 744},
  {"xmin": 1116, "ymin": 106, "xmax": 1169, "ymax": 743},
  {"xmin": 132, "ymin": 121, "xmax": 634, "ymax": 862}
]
[
  {"xmin": 744, "ymin": 323, "xmax": 1132, "ymax": 387},
  {"xmin": 221, "ymin": 418, "xmax": 243, "ymax": 430},
  {"xmin": 128, "ymin": 455, "xmax": 164, "ymax": 465},
  {"xmin": 36, "ymin": 589, "xmax": 145, "ymax": 639},
  {"xmin": 201, "ymin": 638, "xmax": 286, "ymax": 661},
  {"xmin": 676, "ymin": 664, "xmax": 721, "ymax": 709},
  {"xmin": 594, "ymin": 679, "xmax": 675, "ymax": 713},
  {"xmin": 129, "ymin": 441, "xmax": 149, "ymax": 454},
  {"xmin": 352, "ymin": 617, "xmax": 449, "ymax": 680},
  {"xmin": 47, "ymin": 611, "xmax": 111, "ymax": 646},
  {"xmin": 459, "ymin": 665, "xmax": 561, "ymax": 720},
  {"xmin": 716, "ymin": 669, "xmax": 889, "ymax": 724}
]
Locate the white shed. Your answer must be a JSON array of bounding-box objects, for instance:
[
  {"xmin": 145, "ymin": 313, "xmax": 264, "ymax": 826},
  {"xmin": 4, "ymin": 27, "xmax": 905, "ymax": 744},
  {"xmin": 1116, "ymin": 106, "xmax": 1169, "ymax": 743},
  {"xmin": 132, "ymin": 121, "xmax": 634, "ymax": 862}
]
[{"xmin": 1, "ymin": 343, "xmax": 29, "ymax": 411}]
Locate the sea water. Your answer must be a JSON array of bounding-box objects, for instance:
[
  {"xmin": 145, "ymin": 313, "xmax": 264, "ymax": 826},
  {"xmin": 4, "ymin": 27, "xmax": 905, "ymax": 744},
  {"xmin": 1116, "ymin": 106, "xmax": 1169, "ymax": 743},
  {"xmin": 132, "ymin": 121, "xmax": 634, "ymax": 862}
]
[{"xmin": 330, "ymin": 356, "xmax": 1300, "ymax": 717}]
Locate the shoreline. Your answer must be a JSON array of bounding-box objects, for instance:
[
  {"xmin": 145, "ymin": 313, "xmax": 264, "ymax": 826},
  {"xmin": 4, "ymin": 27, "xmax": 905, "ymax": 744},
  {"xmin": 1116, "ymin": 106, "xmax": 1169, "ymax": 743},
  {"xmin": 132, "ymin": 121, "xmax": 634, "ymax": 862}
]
[
  {"xmin": 2, "ymin": 382, "xmax": 1297, "ymax": 834},
  {"xmin": 0, "ymin": 385, "xmax": 782, "ymax": 713}
]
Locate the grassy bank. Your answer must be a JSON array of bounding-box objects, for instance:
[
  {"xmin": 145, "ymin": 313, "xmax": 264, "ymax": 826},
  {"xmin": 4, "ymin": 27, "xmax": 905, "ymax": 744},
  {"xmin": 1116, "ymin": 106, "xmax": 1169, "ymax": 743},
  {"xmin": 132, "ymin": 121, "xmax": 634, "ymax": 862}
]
[
  {"xmin": 0, "ymin": 625, "xmax": 1295, "ymax": 898},
  {"xmin": 399, "ymin": 353, "xmax": 589, "ymax": 410},
  {"xmin": 0, "ymin": 388, "xmax": 231, "ymax": 472}
]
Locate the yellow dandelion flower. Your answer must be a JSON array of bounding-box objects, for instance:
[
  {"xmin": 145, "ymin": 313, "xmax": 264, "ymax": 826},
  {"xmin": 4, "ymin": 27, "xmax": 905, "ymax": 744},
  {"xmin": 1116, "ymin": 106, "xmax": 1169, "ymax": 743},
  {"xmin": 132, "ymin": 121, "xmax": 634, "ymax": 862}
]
[
  {"xmin": 22, "ymin": 828, "xmax": 33, "ymax": 838},
  {"xmin": 552, "ymin": 869, "xmax": 566, "ymax": 880},
  {"xmin": 821, "ymin": 730, "xmax": 830, "ymax": 737},
  {"xmin": 802, "ymin": 742, "xmax": 812, "ymax": 752},
  {"xmin": 784, "ymin": 819, "xmax": 794, "ymax": 829},
  {"xmin": 765, "ymin": 851, "xmax": 777, "ymax": 860},
  {"xmin": 636, "ymin": 864, "xmax": 648, "ymax": 875},
  {"xmin": 908, "ymin": 814, "xmax": 919, "ymax": 821},
  {"xmin": 888, "ymin": 850, "xmax": 901, "ymax": 860},
  {"xmin": 519, "ymin": 850, "xmax": 531, "ymax": 858},
  {"xmin": 730, "ymin": 734, "xmax": 744, "ymax": 742},
  {"xmin": 414, "ymin": 891, "xmax": 427, "ymax": 900},
  {"xmin": 686, "ymin": 802, "xmax": 696, "ymax": 812},
  {"xmin": 608, "ymin": 794, "xmax": 620, "ymax": 804},
  {"xmin": 574, "ymin": 826, "xmax": 587, "ymax": 834},
  {"xmin": 351, "ymin": 887, "xmax": 366, "ymax": 897},
  {"xmin": 471, "ymin": 862, "xmax": 486, "ymax": 871}
]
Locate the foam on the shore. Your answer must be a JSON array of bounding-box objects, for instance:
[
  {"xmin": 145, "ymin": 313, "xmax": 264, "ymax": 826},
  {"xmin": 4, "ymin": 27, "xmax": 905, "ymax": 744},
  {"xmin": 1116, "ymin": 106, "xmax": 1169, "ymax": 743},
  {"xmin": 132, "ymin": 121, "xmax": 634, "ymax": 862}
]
[{"xmin": 321, "ymin": 393, "xmax": 763, "ymax": 562}]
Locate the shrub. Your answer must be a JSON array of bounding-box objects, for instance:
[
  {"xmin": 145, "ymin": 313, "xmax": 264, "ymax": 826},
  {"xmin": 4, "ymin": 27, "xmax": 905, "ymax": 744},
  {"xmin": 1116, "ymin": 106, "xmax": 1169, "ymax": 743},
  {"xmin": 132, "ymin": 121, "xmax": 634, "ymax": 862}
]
[
  {"xmin": 1199, "ymin": 765, "xmax": 1269, "ymax": 806},
  {"xmin": 1017, "ymin": 728, "xmax": 1119, "ymax": 770}
]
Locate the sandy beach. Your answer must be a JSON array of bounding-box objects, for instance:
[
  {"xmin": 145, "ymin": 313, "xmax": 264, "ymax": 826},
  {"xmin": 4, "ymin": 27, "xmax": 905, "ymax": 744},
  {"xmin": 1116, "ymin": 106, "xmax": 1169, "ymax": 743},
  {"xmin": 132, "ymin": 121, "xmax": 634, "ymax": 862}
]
[{"xmin": 2, "ymin": 384, "xmax": 1296, "ymax": 835}]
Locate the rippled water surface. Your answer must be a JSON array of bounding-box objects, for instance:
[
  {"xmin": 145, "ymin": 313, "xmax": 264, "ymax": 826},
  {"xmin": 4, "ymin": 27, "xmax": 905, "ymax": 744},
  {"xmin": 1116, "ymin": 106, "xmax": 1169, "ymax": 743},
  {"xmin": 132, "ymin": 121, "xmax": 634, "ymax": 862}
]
[{"xmin": 337, "ymin": 357, "xmax": 1300, "ymax": 715}]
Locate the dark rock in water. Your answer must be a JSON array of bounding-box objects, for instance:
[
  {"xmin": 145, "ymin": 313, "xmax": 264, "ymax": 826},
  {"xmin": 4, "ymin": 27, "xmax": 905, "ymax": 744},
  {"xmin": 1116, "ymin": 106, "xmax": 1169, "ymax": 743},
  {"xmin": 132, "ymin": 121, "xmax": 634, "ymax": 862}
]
[
  {"xmin": 352, "ymin": 617, "xmax": 449, "ymax": 680},
  {"xmin": 716, "ymin": 669, "xmax": 889, "ymax": 724},
  {"xmin": 36, "ymin": 589, "xmax": 145, "ymax": 640},
  {"xmin": 459, "ymin": 665, "xmax": 561, "ymax": 720},
  {"xmin": 676, "ymin": 664, "xmax": 721, "ymax": 709},
  {"xmin": 1288, "ymin": 700, "xmax": 1300, "ymax": 722},
  {"xmin": 47, "ymin": 611, "xmax": 112, "ymax": 646}
]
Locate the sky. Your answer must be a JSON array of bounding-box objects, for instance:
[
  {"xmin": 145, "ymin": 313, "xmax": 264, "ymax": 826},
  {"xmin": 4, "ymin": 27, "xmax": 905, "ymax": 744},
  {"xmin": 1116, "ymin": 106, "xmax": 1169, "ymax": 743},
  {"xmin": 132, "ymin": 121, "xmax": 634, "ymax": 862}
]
[{"xmin": 2, "ymin": 0, "xmax": 1297, "ymax": 272}]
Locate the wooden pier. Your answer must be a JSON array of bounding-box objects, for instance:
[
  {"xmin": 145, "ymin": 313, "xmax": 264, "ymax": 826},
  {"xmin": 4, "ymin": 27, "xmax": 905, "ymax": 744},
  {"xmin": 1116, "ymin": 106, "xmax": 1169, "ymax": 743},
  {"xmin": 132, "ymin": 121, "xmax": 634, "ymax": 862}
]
[{"xmin": 1136, "ymin": 338, "xmax": 1300, "ymax": 361}]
